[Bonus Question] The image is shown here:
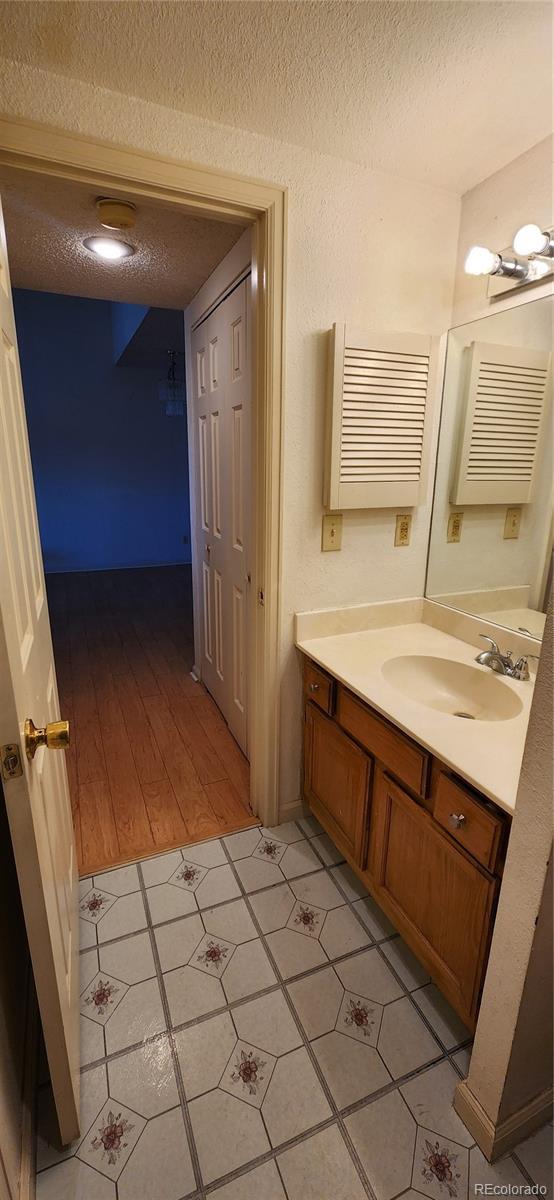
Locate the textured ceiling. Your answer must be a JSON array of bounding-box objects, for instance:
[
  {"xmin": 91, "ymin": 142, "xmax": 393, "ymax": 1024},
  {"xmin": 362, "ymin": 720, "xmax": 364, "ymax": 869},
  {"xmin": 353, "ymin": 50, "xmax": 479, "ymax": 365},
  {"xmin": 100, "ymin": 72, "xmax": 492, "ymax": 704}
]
[
  {"xmin": 0, "ymin": 1, "xmax": 552, "ymax": 193},
  {"xmin": 0, "ymin": 165, "xmax": 246, "ymax": 307}
]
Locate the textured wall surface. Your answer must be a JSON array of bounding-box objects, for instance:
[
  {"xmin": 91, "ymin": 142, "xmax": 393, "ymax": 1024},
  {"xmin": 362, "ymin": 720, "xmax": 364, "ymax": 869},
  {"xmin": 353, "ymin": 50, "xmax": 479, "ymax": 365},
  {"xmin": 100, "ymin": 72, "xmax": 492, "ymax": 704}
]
[
  {"xmin": 452, "ymin": 136, "xmax": 554, "ymax": 325},
  {"xmin": 500, "ymin": 854, "xmax": 553, "ymax": 1120},
  {"xmin": 14, "ymin": 289, "xmax": 191, "ymax": 573},
  {"xmin": 0, "ymin": 2, "xmax": 551, "ymax": 193},
  {"xmin": 0, "ymin": 59, "xmax": 462, "ymax": 801},
  {"xmin": 467, "ymin": 602, "xmax": 553, "ymax": 1124}
]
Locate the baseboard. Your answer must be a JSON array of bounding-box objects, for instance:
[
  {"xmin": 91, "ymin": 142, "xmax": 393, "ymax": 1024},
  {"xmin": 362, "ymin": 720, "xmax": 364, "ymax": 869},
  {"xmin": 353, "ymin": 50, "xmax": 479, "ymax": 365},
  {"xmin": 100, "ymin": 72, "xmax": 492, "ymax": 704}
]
[
  {"xmin": 44, "ymin": 560, "xmax": 192, "ymax": 575},
  {"xmin": 277, "ymin": 799, "xmax": 305, "ymax": 824},
  {"xmin": 19, "ymin": 969, "xmax": 38, "ymax": 1200},
  {"xmin": 454, "ymin": 1080, "xmax": 553, "ymax": 1162}
]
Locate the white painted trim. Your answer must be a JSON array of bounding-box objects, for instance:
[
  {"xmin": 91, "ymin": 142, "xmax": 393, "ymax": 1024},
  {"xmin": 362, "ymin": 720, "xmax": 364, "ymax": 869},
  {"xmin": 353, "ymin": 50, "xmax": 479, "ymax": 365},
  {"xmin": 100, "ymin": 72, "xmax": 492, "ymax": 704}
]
[
  {"xmin": 0, "ymin": 116, "xmax": 287, "ymax": 829},
  {"xmin": 278, "ymin": 799, "xmax": 306, "ymax": 824},
  {"xmin": 454, "ymin": 1079, "xmax": 553, "ymax": 1162}
]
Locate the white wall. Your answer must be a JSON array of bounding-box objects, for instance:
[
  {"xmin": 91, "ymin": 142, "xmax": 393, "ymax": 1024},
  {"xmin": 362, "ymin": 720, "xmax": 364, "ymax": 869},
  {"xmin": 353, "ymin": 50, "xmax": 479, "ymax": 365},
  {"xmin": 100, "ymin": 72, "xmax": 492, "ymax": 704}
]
[
  {"xmin": 457, "ymin": 605, "xmax": 553, "ymax": 1146},
  {"xmin": 0, "ymin": 58, "xmax": 461, "ymax": 806},
  {"xmin": 450, "ymin": 135, "xmax": 554, "ymax": 1152}
]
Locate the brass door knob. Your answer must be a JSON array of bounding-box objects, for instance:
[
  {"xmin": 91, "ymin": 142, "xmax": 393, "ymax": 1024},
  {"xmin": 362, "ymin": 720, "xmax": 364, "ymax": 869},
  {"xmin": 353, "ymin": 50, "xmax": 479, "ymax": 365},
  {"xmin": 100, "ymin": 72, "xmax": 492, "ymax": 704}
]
[{"xmin": 24, "ymin": 718, "xmax": 70, "ymax": 761}]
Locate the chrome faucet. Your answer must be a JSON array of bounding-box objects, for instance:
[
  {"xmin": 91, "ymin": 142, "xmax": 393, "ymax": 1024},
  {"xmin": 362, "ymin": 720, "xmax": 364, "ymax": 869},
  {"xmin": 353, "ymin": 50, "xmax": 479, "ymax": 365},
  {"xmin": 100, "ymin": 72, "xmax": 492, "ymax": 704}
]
[{"xmin": 475, "ymin": 636, "xmax": 538, "ymax": 681}]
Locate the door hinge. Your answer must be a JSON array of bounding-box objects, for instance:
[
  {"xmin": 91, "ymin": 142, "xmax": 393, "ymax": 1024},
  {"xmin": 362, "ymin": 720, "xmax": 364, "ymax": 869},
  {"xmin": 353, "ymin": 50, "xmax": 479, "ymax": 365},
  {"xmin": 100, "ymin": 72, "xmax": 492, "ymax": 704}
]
[
  {"xmin": 1, "ymin": 743, "xmax": 23, "ymax": 781},
  {"xmin": 258, "ymin": 588, "xmax": 265, "ymax": 607}
]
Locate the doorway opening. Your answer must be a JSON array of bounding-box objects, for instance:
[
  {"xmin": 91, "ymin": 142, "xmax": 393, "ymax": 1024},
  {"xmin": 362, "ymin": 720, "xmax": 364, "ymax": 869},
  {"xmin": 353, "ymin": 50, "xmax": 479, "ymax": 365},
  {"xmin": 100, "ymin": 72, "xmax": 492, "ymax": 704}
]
[{"xmin": 3, "ymin": 166, "xmax": 261, "ymax": 874}]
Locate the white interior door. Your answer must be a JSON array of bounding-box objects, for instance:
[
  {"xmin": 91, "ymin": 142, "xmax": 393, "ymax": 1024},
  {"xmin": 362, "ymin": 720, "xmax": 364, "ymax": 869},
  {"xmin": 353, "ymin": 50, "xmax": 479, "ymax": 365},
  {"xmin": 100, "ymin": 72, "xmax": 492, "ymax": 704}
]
[
  {"xmin": 0, "ymin": 197, "xmax": 79, "ymax": 1144},
  {"xmin": 191, "ymin": 277, "xmax": 250, "ymax": 753}
]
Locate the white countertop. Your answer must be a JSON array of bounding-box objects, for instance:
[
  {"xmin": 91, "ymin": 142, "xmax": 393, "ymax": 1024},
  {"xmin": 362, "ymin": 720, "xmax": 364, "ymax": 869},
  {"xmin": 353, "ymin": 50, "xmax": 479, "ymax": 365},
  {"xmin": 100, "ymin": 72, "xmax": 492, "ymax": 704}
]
[
  {"xmin": 477, "ymin": 607, "xmax": 546, "ymax": 641},
  {"xmin": 296, "ymin": 621, "xmax": 534, "ymax": 815}
]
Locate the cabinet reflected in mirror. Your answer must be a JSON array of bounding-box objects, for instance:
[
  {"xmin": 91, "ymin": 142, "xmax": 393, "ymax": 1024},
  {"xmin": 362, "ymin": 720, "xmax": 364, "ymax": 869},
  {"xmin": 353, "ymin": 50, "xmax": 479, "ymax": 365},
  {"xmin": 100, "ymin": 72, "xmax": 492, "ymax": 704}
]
[{"xmin": 426, "ymin": 296, "xmax": 552, "ymax": 641}]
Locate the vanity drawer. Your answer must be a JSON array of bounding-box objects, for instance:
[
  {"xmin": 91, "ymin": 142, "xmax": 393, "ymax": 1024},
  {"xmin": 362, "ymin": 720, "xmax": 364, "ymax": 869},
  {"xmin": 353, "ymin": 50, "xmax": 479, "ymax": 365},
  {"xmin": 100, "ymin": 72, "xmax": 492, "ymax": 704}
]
[
  {"xmin": 433, "ymin": 774, "xmax": 505, "ymax": 873},
  {"xmin": 337, "ymin": 688, "xmax": 429, "ymax": 795},
  {"xmin": 303, "ymin": 659, "xmax": 334, "ymax": 714}
]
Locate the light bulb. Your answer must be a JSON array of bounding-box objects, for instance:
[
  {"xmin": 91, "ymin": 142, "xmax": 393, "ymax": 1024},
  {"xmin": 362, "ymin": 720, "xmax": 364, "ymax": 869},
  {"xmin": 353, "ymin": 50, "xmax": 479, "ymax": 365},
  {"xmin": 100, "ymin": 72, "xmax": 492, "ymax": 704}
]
[
  {"xmin": 83, "ymin": 236, "xmax": 135, "ymax": 260},
  {"xmin": 526, "ymin": 258, "xmax": 550, "ymax": 281},
  {"xmin": 464, "ymin": 245, "xmax": 501, "ymax": 276},
  {"xmin": 513, "ymin": 223, "xmax": 549, "ymax": 257}
]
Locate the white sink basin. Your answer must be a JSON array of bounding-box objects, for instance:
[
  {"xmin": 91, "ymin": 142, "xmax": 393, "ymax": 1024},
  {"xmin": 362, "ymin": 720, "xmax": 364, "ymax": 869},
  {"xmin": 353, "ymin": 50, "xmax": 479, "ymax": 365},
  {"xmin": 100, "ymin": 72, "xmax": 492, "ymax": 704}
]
[{"xmin": 381, "ymin": 655, "xmax": 523, "ymax": 722}]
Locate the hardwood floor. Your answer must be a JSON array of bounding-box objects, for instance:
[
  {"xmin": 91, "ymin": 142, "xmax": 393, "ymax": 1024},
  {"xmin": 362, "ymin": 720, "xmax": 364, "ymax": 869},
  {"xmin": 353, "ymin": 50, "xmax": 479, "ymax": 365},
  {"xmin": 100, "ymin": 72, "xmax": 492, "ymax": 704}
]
[{"xmin": 47, "ymin": 565, "xmax": 258, "ymax": 876}]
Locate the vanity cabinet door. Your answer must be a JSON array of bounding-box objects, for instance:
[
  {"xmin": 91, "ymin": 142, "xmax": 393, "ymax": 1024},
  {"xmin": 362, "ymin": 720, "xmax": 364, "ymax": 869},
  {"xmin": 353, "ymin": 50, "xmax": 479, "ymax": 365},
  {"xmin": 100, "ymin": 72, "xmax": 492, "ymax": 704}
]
[
  {"xmin": 304, "ymin": 702, "xmax": 371, "ymax": 865},
  {"xmin": 369, "ymin": 768, "xmax": 497, "ymax": 1028}
]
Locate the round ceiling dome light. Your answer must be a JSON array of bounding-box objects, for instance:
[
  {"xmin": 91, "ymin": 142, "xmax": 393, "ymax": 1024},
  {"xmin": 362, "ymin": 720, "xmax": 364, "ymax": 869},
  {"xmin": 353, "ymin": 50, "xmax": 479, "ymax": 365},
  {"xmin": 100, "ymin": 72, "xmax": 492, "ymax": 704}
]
[
  {"xmin": 83, "ymin": 236, "xmax": 136, "ymax": 261},
  {"xmin": 95, "ymin": 197, "xmax": 137, "ymax": 231}
]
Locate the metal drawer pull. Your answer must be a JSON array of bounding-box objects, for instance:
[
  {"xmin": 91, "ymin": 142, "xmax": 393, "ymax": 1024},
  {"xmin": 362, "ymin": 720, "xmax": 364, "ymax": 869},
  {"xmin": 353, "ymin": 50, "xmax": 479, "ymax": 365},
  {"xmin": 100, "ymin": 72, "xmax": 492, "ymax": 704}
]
[
  {"xmin": 449, "ymin": 812, "xmax": 466, "ymax": 830},
  {"xmin": 309, "ymin": 682, "xmax": 320, "ymax": 692}
]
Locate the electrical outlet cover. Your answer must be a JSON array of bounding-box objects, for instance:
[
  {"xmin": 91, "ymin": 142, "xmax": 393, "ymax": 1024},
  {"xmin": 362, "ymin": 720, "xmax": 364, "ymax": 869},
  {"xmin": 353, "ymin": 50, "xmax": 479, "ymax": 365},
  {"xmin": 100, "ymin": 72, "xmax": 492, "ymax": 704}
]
[
  {"xmin": 394, "ymin": 513, "xmax": 411, "ymax": 547},
  {"xmin": 504, "ymin": 507, "xmax": 521, "ymax": 539},
  {"xmin": 322, "ymin": 512, "xmax": 343, "ymax": 551},
  {"xmin": 447, "ymin": 512, "xmax": 464, "ymax": 543}
]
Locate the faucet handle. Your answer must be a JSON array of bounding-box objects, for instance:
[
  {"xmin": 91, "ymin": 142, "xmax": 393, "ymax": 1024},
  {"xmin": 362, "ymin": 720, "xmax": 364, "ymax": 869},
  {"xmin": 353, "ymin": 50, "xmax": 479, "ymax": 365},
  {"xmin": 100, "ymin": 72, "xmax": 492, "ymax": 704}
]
[
  {"xmin": 478, "ymin": 634, "xmax": 499, "ymax": 653},
  {"xmin": 512, "ymin": 653, "xmax": 539, "ymax": 682}
]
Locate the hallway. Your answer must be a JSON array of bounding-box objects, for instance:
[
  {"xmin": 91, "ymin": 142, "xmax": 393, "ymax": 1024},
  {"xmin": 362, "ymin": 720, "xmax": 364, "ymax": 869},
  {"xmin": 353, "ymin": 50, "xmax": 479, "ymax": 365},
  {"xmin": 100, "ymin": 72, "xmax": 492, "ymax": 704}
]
[{"xmin": 47, "ymin": 566, "xmax": 256, "ymax": 876}]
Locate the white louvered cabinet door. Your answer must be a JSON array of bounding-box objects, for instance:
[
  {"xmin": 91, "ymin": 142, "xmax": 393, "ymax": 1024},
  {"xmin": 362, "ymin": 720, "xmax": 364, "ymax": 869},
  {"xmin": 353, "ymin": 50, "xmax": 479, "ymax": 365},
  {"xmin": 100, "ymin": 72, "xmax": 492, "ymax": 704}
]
[
  {"xmin": 325, "ymin": 324, "xmax": 440, "ymax": 509},
  {"xmin": 451, "ymin": 341, "xmax": 551, "ymax": 505}
]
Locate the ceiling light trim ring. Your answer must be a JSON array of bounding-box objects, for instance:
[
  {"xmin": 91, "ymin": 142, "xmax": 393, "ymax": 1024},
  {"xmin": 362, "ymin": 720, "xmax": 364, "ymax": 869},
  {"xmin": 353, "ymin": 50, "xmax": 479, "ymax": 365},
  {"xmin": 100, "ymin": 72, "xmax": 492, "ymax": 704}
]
[{"xmin": 83, "ymin": 236, "xmax": 136, "ymax": 261}]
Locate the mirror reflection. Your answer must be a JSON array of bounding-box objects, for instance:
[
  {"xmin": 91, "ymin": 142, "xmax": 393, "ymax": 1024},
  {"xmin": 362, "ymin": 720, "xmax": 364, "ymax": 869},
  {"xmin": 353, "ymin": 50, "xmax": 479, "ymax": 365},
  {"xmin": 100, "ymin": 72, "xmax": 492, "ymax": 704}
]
[{"xmin": 426, "ymin": 296, "xmax": 552, "ymax": 641}]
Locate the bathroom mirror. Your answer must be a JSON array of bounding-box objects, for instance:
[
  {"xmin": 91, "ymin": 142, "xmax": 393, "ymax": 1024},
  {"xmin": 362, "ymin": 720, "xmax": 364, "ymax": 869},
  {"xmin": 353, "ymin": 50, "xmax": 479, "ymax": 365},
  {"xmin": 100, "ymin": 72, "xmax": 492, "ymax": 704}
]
[{"xmin": 426, "ymin": 295, "xmax": 552, "ymax": 641}]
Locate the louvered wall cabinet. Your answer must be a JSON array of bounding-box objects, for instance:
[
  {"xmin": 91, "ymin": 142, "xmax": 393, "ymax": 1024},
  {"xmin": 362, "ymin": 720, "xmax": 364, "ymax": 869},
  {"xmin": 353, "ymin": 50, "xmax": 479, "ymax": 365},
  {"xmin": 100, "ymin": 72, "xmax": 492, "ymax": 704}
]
[
  {"xmin": 324, "ymin": 323, "xmax": 440, "ymax": 509},
  {"xmin": 452, "ymin": 340, "xmax": 551, "ymax": 505}
]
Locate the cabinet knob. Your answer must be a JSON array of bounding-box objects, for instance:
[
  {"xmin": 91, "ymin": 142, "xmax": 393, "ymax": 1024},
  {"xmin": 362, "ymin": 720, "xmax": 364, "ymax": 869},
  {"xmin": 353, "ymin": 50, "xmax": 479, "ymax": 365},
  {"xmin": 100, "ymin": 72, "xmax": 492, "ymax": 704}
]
[
  {"xmin": 449, "ymin": 812, "xmax": 466, "ymax": 830},
  {"xmin": 309, "ymin": 682, "xmax": 320, "ymax": 692}
]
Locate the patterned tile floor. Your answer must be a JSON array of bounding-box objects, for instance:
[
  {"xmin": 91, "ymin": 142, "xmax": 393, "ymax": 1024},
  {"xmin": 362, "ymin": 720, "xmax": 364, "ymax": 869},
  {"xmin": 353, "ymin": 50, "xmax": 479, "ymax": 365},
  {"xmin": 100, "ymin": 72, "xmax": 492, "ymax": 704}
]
[{"xmin": 36, "ymin": 818, "xmax": 553, "ymax": 1200}]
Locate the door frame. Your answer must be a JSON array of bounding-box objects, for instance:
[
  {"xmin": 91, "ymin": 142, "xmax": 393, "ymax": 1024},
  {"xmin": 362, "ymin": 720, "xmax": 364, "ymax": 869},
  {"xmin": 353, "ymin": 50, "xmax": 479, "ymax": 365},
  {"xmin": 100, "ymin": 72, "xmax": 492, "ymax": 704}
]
[{"xmin": 0, "ymin": 115, "xmax": 287, "ymax": 828}]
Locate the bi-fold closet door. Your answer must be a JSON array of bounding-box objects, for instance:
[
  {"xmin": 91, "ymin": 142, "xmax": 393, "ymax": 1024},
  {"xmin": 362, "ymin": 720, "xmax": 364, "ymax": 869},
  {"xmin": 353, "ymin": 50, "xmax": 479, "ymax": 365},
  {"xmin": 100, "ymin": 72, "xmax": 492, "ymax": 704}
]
[{"xmin": 191, "ymin": 278, "xmax": 250, "ymax": 756}]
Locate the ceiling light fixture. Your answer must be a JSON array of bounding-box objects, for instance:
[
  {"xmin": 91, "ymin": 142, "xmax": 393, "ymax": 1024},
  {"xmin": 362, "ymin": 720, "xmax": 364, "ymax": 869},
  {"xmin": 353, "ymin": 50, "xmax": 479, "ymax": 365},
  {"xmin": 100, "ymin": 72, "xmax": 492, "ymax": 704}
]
[
  {"xmin": 83, "ymin": 236, "xmax": 136, "ymax": 261},
  {"xmin": 512, "ymin": 223, "xmax": 554, "ymax": 258},
  {"xmin": 464, "ymin": 245, "xmax": 528, "ymax": 280}
]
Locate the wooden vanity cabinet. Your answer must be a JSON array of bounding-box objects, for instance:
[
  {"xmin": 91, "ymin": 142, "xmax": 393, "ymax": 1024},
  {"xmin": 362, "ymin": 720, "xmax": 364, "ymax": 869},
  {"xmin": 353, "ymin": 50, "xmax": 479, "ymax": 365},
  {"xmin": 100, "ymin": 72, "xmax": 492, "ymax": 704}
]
[
  {"xmin": 368, "ymin": 769, "xmax": 497, "ymax": 1022},
  {"xmin": 304, "ymin": 702, "xmax": 371, "ymax": 864},
  {"xmin": 301, "ymin": 655, "xmax": 509, "ymax": 1031}
]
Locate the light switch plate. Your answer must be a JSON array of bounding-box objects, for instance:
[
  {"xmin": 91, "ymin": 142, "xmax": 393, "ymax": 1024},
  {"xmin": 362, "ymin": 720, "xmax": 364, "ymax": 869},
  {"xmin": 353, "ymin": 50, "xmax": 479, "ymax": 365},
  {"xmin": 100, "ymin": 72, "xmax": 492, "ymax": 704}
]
[
  {"xmin": 394, "ymin": 513, "xmax": 411, "ymax": 547},
  {"xmin": 504, "ymin": 507, "xmax": 521, "ymax": 539},
  {"xmin": 322, "ymin": 512, "xmax": 343, "ymax": 551},
  {"xmin": 447, "ymin": 511, "xmax": 464, "ymax": 543}
]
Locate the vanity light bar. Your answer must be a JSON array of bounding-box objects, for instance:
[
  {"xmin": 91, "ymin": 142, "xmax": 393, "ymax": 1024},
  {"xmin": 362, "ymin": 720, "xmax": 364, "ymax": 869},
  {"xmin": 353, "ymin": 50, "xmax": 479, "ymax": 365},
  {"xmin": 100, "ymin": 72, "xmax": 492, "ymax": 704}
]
[{"xmin": 464, "ymin": 226, "xmax": 554, "ymax": 295}]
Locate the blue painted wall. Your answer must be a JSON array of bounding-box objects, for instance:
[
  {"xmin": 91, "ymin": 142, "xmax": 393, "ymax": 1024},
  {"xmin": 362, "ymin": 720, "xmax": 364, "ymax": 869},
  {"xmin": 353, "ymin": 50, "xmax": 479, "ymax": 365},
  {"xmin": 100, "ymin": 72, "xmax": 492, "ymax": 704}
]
[
  {"xmin": 111, "ymin": 301, "xmax": 149, "ymax": 363},
  {"xmin": 13, "ymin": 290, "xmax": 191, "ymax": 573}
]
